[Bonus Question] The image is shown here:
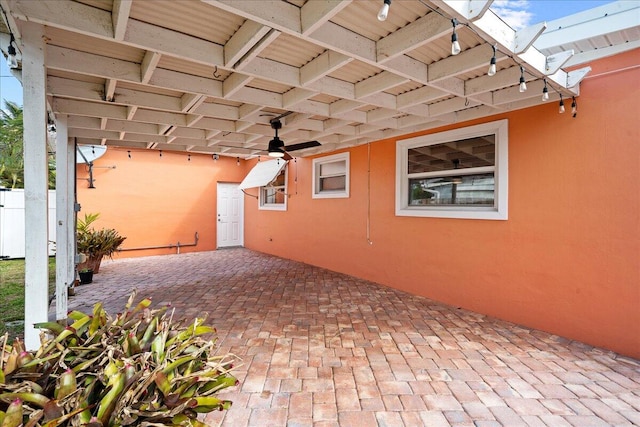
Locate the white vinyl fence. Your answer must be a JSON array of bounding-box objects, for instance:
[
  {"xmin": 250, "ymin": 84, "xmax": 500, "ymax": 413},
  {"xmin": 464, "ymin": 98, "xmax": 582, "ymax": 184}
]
[{"xmin": 0, "ymin": 189, "xmax": 57, "ymax": 259}]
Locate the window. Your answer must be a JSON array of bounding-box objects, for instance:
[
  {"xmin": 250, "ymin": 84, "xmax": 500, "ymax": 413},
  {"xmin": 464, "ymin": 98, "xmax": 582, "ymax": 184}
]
[
  {"xmin": 396, "ymin": 119, "xmax": 508, "ymax": 220},
  {"xmin": 259, "ymin": 166, "xmax": 287, "ymax": 211},
  {"xmin": 312, "ymin": 152, "xmax": 349, "ymax": 198}
]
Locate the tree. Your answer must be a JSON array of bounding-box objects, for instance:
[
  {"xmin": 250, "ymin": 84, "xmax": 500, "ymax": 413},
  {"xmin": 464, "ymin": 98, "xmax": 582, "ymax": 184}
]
[{"xmin": 0, "ymin": 100, "xmax": 55, "ymax": 189}]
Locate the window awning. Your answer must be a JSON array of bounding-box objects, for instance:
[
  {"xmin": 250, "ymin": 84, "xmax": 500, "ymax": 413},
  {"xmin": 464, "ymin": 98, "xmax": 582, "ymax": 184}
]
[{"xmin": 238, "ymin": 159, "xmax": 288, "ymax": 190}]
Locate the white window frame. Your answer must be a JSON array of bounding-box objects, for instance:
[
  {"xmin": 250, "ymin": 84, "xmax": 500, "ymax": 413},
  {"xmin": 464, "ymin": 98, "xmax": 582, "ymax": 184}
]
[
  {"xmin": 312, "ymin": 152, "xmax": 350, "ymax": 199},
  {"xmin": 396, "ymin": 119, "xmax": 508, "ymax": 220},
  {"xmin": 259, "ymin": 165, "xmax": 288, "ymax": 211}
]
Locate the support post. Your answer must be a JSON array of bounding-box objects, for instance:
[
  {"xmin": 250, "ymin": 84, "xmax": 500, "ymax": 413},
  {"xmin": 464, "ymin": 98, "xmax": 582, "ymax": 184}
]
[
  {"xmin": 22, "ymin": 22, "xmax": 49, "ymax": 350},
  {"xmin": 55, "ymin": 114, "xmax": 74, "ymax": 320}
]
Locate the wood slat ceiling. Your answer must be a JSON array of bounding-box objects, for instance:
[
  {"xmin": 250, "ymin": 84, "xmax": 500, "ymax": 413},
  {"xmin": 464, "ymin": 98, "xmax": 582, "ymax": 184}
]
[{"xmin": 1, "ymin": 0, "xmax": 606, "ymax": 158}]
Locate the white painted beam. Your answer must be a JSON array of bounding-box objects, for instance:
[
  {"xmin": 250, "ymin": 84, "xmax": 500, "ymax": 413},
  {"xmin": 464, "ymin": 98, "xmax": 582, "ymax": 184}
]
[
  {"xmin": 22, "ymin": 21, "xmax": 49, "ymax": 351},
  {"xmin": 355, "ymin": 71, "xmax": 407, "ymax": 99},
  {"xmin": 112, "ymin": 0, "xmax": 132, "ymax": 40},
  {"xmin": 428, "ymin": 44, "xmax": 502, "ymax": 82},
  {"xmin": 105, "ymin": 79, "xmax": 117, "ymax": 102},
  {"xmin": 301, "ymin": 0, "xmax": 352, "ymax": 35},
  {"xmin": 141, "ymin": 51, "xmax": 161, "ymax": 84},
  {"xmin": 223, "ymin": 73, "xmax": 252, "ymax": 98},
  {"xmin": 12, "ymin": 0, "xmax": 113, "ymax": 38},
  {"xmin": 224, "ymin": 20, "xmax": 271, "ymax": 67},
  {"xmin": 300, "ymin": 50, "xmax": 352, "ymax": 86},
  {"xmin": 535, "ymin": 1, "xmax": 640, "ymax": 50},
  {"xmin": 377, "ymin": 12, "xmax": 450, "ymax": 62},
  {"xmin": 54, "ymin": 114, "xmax": 73, "ymax": 320},
  {"xmin": 232, "ymin": 29, "xmax": 281, "ymax": 71}
]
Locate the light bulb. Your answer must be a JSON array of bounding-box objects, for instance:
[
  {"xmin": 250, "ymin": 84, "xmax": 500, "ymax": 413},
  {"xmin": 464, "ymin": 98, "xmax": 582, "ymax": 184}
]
[
  {"xmin": 451, "ymin": 33, "xmax": 461, "ymax": 55},
  {"xmin": 518, "ymin": 67, "xmax": 527, "ymax": 92},
  {"xmin": 236, "ymin": 157, "xmax": 240, "ymax": 166},
  {"xmin": 571, "ymin": 98, "xmax": 577, "ymax": 116},
  {"xmin": 488, "ymin": 59, "xmax": 496, "ymax": 76},
  {"xmin": 542, "ymin": 81, "xmax": 549, "ymax": 102},
  {"xmin": 377, "ymin": 0, "xmax": 390, "ymax": 21},
  {"xmin": 559, "ymin": 97, "xmax": 565, "ymax": 114},
  {"xmin": 519, "ymin": 79, "xmax": 527, "ymax": 93}
]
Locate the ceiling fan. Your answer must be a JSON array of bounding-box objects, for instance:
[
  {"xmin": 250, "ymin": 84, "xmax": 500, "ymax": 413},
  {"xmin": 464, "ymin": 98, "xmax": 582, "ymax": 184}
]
[
  {"xmin": 216, "ymin": 112, "xmax": 321, "ymax": 160},
  {"xmin": 266, "ymin": 118, "xmax": 321, "ymax": 160}
]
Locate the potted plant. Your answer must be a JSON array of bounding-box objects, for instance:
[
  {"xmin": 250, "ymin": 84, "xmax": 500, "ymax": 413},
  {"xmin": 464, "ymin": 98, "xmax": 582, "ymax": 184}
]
[
  {"xmin": 78, "ymin": 267, "xmax": 93, "ymax": 284},
  {"xmin": 76, "ymin": 213, "xmax": 126, "ymax": 273}
]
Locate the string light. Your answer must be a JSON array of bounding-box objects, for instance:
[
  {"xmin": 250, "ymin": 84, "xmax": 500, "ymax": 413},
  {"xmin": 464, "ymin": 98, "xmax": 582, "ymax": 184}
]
[
  {"xmin": 571, "ymin": 96, "xmax": 577, "ymax": 118},
  {"xmin": 213, "ymin": 153, "xmax": 218, "ymax": 161},
  {"xmin": 159, "ymin": 150, "xmax": 163, "ymax": 158},
  {"xmin": 541, "ymin": 79, "xmax": 549, "ymax": 102},
  {"xmin": 377, "ymin": 0, "xmax": 391, "ymax": 21},
  {"xmin": 451, "ymin": 19, "xmax": 461, "ymax": 55},
  {"xmin": 558, "ymin": 95, "xmax": 565, "ymax": 114},
  {"xmin": 7, "ymin": 33, "xmax": 18, "ymax": 69},
  {"xmin": 236, "ymin": 157, "xmax": 240, "ymax": 166},
  {"xmin": 127, "ymin": 150, "xmax": 131, "ymax": 158},
  {"xmin": 519, "ymin": 67, "xmax": 527, "ymax": 92},
  {"xmin": 187, "ymin": 154, "xmax": 191, "ymax": 161},
  {"xmin": 487, "ymin": 45, "xmax": 497, "ymax": 76}
]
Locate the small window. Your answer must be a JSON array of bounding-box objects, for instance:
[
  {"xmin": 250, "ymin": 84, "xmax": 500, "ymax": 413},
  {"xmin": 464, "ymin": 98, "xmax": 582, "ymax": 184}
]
[
  {"xmin": 312, "ymin": 152, "xmax": 349, "ymax": 198},
  {"xmin": 396, "ymin": 120, "xmax": 508, "ymax": 220},
  {"xmin": 259, "ymin": 166, "xmax": 287, "ymax": 211}
]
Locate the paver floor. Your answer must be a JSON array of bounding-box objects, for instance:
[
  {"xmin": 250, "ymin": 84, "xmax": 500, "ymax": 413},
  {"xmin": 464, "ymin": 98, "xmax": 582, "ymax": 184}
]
[{"xmin": 65, "ymin": 248, "xmax": 640, "ymax": 426}]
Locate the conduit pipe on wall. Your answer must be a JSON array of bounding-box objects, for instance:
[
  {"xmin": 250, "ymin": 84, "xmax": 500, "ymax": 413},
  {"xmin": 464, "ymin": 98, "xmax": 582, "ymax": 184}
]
[{"xmin": 118, "ymin": 232, "xmax": 199, "ymax": 254}]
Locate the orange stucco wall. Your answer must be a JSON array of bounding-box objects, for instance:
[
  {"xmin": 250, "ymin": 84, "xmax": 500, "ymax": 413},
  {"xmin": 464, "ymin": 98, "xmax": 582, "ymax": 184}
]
[
  {"xmin": 77, "ymin": 150, "xmax": 248, "ymax": 258},
  {"xmin": 77, "ymin": 50, "xmax": 639, "ymax": 358},
  {"xmin": 244, "ymin": 50, "xmax": 640, "ymax": 358}
]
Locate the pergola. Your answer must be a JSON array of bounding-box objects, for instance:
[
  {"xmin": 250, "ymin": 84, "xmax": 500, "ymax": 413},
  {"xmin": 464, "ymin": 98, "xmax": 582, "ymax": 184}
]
[{"xmin": 0, "ymin": 0, "xmax": 638, "ymax": 348}]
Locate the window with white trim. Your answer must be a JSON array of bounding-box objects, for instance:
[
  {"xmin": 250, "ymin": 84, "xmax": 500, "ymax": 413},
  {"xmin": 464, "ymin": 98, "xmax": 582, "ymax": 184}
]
[
  {"xmin": 312, "ymin": 152, "xmax": 349, "ymax": 199},
  {"xmin": 396, "ymin": 120, "xmax": 508, "ymax": 220},
  {"xmin": 259, "ymin": 166, "xmax": 287, "ymax": 211}
]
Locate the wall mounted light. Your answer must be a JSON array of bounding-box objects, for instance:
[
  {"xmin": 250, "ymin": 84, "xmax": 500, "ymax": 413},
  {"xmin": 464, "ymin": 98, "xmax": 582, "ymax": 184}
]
[
  {"xmin": 7, "ymin": 33, "xmax": 18, "ymax": 69},
  {"xmin": 377, "ymin": 0, "xmax": 391, "ymax": 21},
  {"xmin": 519, "ymin": 66, "xmax": 527, "ymax": 92},
  {"xmin": 487, "ymin": 45, "xmax": 497, "ymax": 76},
  {"xmin": 541, "ymin": 79, "xmax": 549, "ymax": 102},
  {"xmin": 451, "ymin": 19, "xmax": 461, "ymax": 55}
]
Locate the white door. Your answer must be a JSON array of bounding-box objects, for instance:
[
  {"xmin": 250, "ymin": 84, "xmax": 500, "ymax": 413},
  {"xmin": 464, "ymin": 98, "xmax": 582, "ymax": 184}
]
[{"xmin": 217, "ymin": 183, "xmax": 244, "ymax": 248}]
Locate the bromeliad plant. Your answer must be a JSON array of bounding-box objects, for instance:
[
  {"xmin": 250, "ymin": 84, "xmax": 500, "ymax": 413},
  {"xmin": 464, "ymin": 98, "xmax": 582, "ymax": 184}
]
[
  {"xmin": 0, "ymin": 293, "xmax": 239, "ymax": 426},
  {"xmin": 76, "ymin": 213, "xmax": 126, "ymax": 273}
]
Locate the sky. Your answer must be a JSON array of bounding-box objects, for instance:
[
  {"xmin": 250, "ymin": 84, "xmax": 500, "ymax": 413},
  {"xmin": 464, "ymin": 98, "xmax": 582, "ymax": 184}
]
[{"xmin": 0, "ymin": 0, "xmax": 616, "ymax": 110}]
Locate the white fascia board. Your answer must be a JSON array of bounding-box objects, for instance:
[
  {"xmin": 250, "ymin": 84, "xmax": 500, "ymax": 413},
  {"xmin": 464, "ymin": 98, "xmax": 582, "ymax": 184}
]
[{"xmin": 239, "ymin": 159, "xmax": 288, "ymax": 190}]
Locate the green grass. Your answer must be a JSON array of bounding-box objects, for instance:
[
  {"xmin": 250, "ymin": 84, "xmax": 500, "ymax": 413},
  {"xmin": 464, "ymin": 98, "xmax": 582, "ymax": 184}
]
[{"xmin": 0, "ymin": 258, "xmax": 56, "ymax": 339}]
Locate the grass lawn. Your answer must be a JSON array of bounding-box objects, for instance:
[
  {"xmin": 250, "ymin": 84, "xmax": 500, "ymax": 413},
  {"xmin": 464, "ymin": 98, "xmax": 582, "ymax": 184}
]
[{"xmin": 0, "ymin": 258, "xmax": 56, "ymax": 339}]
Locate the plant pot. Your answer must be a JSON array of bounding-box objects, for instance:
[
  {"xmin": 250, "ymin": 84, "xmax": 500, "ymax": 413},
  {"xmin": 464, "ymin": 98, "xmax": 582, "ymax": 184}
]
[{"xmin": 79, "ymin": 270, "xmax": 93, "ymax": 284}]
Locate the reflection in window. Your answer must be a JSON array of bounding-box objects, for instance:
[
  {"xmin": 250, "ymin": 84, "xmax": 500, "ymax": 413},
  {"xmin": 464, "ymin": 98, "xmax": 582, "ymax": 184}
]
[{"xmin": 409, "ymin": 173, "xmax": 494, "ymax": 206}]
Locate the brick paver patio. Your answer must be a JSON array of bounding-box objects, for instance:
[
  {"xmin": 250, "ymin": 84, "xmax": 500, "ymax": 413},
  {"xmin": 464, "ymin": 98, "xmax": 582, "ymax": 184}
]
[{"xmin": 65, "ymin": 248, "xmax": 640, "ymax": 426}]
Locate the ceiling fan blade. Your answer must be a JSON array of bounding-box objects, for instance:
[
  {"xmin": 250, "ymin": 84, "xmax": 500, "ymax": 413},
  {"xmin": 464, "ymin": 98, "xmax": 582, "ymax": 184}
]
[
  {"xmin": 284, "ymin": 140, "xmax": 321, "ymax": 152},
  {"xmin": 283, "ymin": 152, "xmax": 293, "ymax": 161}
]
